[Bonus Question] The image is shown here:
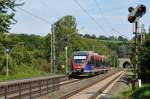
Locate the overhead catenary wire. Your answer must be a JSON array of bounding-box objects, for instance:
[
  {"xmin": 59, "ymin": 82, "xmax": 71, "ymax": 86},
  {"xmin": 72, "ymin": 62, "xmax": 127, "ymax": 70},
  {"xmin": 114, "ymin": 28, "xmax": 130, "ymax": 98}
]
[
  {"xmin": 73, "ymin": 0, "xmax": 108, "ymax": 35},
  {"xmin": 93, "ymin": 0, "xmax": 131, "ymax": 58},
  {"xmin": 93, "ymin": 0, "xmax": 115, "ymax": 31},
  {"xmin": 17, "ymin": 6, "xmax": 55, "ymax": 73},
  {"xmin": 17, "ymin": 4, "xmax": 77, "ymax": 45},
  {"xmin": 17, "ymin": 1, "xmax": 130, "ymax": 43},
  {"xmin": 19, "ymin": 0, "xmax": 126, "ymax": 42},
  {"xmin": 17, "ymin": 7, "xmax": 51, "ymax": 24},
  {"xmin": 93, "ymin": 0, "xmax": 133, "ymax": 41},
  {"xmin": 38, "ymin": 0, "xmax": 129, "ymax": 43},
  {"xmin": 73, "ymin": 0, "xmax": 129, "ymax": 39},
  {"xmin": 94, "ymin": 0, "xmax": 128, "ymax": 39},
  {"xmin": 39, "ymin": 0, "xmax": 90, "ymax": 42},
  {"xmin": 39, "ymin": 0, "xmax": 59, "ymax": 16}
]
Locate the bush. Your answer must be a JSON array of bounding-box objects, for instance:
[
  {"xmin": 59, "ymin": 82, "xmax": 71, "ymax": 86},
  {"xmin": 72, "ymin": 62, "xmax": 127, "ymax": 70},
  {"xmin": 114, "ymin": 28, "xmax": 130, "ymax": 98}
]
[{"xmin": 131, "ymin": 85, "xmax": 150, "ymax": 99}]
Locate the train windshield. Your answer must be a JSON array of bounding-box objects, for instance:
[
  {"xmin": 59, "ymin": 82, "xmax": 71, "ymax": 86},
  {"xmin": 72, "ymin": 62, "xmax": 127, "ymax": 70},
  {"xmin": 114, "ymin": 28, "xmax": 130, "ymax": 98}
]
[
  {"xmin": 73, "ymin": 56, "xmax": 87, "ymax": 64},
  {"xmin": 74, "ymin": 59, "xmax": 86, "ymax": 64}
]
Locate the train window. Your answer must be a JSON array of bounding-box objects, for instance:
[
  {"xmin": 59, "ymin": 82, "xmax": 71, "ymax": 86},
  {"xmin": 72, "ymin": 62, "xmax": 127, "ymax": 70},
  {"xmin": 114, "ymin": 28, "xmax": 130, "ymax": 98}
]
[
  {"xmin": 96, "ymin": 60, "xmax": 98, "ymax": 66},
  {"xmin": 98, "ymin": 60, "xmax": 100, "ymax": 66},
  {"xmin": 87, "ymin": 56, "xmax": 94, "ymax": 65},
  {"xmin": 88, "ymin": 60, "xmax": 92, "ymax": 65},
  {"xmin": 91, "ymin": 56, "xmax": 94, "ymax": 64},
  {"xmin": 100, "ymin": 60, "xmax": 103, "ymax": 66}
]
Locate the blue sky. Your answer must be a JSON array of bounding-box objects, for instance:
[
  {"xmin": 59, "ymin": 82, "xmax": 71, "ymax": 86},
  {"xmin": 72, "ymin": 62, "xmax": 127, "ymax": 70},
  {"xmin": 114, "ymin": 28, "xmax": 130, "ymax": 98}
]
[{"xmin": 10, "ymin": 0, "xmax": 150, "ymax": 39}]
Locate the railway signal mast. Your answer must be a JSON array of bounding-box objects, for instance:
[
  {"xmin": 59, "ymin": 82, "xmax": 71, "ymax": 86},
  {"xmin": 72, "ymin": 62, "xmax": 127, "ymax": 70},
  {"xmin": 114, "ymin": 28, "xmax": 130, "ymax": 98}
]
[
  {"xmin": 64, "ymin": 37, "xmax": 68, "ymax": 73},
  {"xmin": 6, "ymin": 48, "xmax": 12, "ymax": 76},
  {"xmin": 51, "ymin": 24, "xmax": 57, "ymax": 74},
  {"xmin": 128, "ymin": 4, "xmax": 146, "ymax": 89}
]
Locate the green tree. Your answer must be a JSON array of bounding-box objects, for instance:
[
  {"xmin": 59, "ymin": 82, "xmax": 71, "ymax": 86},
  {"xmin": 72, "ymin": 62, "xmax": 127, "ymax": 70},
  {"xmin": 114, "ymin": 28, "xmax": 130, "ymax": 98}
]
[
  {"xmin": 108, "ymin": 36, "xmax": 117, "ymax": 41},
  {"xmin": 91, "ymin": 34, "xmax": 96, "ymax": 39},
  {"xmin": 53, "ymin": 15, "xmax": 77, "ymax": 67},
  {"xmin": 84, "ymin": 34, "xmax": 91, "ymax": 38},
  {"xmin": 118, "ymin": 36, "xmax": 128, "ymax": 41},
  {"xmin": 117, "ymin": 45, "xmax": 130, "ymax": 58},
  {"xmin": 0, "ymin": 0, "xmax": 22, "ymax": 33},
  {"xmin": 109, "ymin": 51, "xmax": 118, "ymax": 67},
  {"xmin": 98, "ymin": 35, "xmax": 108, "ymax": 40},
  {"xmin": 139, "ymin": 33, "xmax": 150, "ymax": 82}
]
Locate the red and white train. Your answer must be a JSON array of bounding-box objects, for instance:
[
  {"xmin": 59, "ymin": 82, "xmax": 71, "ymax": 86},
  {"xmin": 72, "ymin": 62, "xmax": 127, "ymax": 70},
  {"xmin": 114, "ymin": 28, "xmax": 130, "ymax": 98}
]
[{"xmin": 70, "ymin": 51, "xmax": 109, "ymax": 77}]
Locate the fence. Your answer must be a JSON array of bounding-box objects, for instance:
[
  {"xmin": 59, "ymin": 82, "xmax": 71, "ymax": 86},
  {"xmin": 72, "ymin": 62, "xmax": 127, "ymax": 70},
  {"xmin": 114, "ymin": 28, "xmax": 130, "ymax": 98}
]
[{"xmin": 0, "ymin": 75, "xmax": 68, "ymax": 99}]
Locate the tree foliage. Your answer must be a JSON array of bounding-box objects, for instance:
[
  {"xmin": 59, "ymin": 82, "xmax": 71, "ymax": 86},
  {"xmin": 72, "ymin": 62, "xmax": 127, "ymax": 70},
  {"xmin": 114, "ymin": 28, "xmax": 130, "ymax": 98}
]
[
  {"xmin": 0, "ymin": 0, "xmax": 22, "ymax": 33},
  {"xmin": 0, "ymin": 33, "xmax": 50, "ymax": 75},
  {"xmin": 53, "ymin": 15, "xmax": 78, "ymax": 66},
  {"xmin": 139, "ymin": 33, "xmax": 150, "ymax": 82},
  {"xmin": 0, "ymin": 14, "xmax": 132, "ymax": 76},
  {"xmin": 118, "ymin": 36, "xmax": 128, "ymax": 41},
  {"xmin": 83, "ymin": 34, "xmax": 128, "ymax": 41}
]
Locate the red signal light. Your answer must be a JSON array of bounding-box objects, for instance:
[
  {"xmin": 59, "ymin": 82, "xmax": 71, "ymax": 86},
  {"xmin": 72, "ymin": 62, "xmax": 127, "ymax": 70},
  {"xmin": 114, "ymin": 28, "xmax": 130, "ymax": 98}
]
[
  {"xmin": 128, "ymin": 5, "xmax": 146, "ymax": 23},
  {"xmin": 138, "ymin": 6, "xmax": 146, "ymax": 13},
  {"xmin": 128, "ymin": 16, "xmax": 136, "ymax": 23}
]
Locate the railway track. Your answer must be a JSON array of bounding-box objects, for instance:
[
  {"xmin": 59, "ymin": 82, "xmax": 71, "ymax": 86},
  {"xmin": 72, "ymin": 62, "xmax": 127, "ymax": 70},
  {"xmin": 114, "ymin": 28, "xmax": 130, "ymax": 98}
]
[
  {"xmin": 95, "ymin": 71, "xmax": 126, "ymax": 99},
  {"xmin": 0, "ymin": 69, "xmax": 124, "ymax": 99},
  {"xmin": 37, "ymin": 69, "xmax": 123, "ymax": 99},
  {"xmin": 60, "ymin": 79, "xmax": 80, "ymax": 86},
  {"xmin": 67, "ymin": 70, "xmax": 126, "ymax": 99}
]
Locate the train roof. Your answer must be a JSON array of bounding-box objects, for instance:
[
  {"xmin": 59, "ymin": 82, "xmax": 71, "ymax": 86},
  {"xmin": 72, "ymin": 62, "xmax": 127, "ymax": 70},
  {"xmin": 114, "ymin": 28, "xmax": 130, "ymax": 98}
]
[
  {"xmin": 74, "ymin": 51, "xmax": 93, "ymax": 53},
  {"xmin": 73, "ymin": 51, "xmax": 108, "ymax": 58},
  {"xmin": 73, "ymin": 51, "xmax": 93, "ymax": 54}
]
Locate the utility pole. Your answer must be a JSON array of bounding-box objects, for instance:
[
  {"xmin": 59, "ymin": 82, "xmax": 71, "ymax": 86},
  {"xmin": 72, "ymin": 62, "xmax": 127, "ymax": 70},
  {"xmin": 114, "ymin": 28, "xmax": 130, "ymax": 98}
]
[
  {"xmin": 52, "ymin": 24, "xmax": 56, "ymax": 74},
  {"xmin": 6, "ymin": 48, "xmax": 11, "ymax": 76},
  {"xmin": 50, "ymin": 26, "xmax": 53, "ymax": 74},
  {"xmin": 6, "ymin": 52, "xmax": 9, "ymax": 76},
  {"xmin": 134, "ymin": 22, "xmax": 139, "ymax": 79},
  {"xmin": 141, "ymin": 24, "xmax": 145, "ymax": 44}
]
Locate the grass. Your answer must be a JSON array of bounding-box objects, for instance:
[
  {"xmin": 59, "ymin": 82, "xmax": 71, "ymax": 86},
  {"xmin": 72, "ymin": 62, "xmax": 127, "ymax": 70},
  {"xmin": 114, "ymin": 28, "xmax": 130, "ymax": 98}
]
[
  {"xmin": 131, "ymin": 85, "xmax": 150, "ymax": 99},
  {"xmin": 120, "ymin": 69, "xmax": 150, "ymax": 99},
  {"xmin": 121, "ymin": 88, "xmax": 133, "ymax": 99},
  {"xmin": 0, "ymin": 66, "xmax": 49, "ymax": 81}
]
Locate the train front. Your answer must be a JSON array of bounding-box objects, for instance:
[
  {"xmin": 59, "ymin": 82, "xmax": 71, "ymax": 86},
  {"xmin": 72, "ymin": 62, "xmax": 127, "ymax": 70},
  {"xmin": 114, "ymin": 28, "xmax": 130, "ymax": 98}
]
[{"xmin": 71, "ymin": 51, "xmax": 89, "ymax": 76}]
